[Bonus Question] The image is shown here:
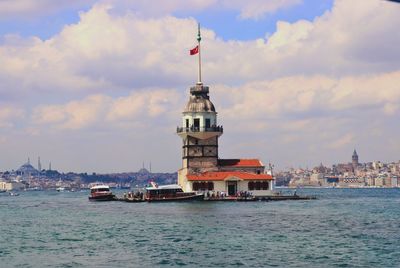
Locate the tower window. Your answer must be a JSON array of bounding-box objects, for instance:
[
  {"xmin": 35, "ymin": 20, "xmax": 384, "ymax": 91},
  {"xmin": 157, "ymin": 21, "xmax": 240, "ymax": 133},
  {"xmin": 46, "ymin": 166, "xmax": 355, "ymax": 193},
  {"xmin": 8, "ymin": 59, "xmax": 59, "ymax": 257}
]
[
  {"xmin": 194, "ymin": 118, "xmax": 200, "ymax": 130},
  {"xmin": 205, "ymin": 118, "xmax": 210, "ymax": 129},
  {"xmin": 186, "ymin": 119, "xmax": 189, "ymax": 128}
]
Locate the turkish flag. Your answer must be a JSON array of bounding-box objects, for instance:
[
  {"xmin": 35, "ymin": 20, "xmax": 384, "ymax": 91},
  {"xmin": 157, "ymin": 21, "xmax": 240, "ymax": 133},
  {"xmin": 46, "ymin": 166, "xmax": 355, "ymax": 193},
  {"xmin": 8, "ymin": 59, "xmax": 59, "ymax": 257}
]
[{"xmin": 190, "ymin": 45, "xmax": 199, "ymax": 55}]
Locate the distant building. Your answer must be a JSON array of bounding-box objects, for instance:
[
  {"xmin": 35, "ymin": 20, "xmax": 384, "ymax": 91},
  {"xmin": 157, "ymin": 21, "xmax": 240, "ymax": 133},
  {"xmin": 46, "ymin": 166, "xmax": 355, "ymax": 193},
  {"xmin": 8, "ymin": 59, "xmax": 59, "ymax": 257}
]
[
  {"xmin": 352, "ymin": 149, "xmax": 359, "ymax": 170},
  {"xmin": 17, "ymin": 159, "xmax": 39, "ymax": 177},
  {"xmin": 0, "ymin": 180, "xmax": 25, "ymax": 191}
]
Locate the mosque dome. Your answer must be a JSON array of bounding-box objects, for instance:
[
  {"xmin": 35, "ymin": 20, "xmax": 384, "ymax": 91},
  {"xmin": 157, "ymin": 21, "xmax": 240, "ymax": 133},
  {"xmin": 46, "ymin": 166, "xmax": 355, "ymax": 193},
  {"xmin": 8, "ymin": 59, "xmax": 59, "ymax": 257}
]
[{"xmin": 17, "ymin": 161, "xmax": 38, "ymax": 174}]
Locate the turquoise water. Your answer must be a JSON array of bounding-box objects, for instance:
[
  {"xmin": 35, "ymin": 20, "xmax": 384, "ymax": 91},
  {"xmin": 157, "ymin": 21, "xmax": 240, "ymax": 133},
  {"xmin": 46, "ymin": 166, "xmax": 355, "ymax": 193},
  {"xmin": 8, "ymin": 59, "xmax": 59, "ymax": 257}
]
[{"xmin": 1, "ymin": 189, "xmax": 400, "ymax": 267}]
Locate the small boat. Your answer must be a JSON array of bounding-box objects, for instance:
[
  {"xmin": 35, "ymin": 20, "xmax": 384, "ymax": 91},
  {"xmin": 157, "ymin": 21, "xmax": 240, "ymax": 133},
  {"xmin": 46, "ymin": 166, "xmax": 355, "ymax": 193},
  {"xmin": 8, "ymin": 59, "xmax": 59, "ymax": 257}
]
[
  {"xmin": 145, "ymin": 184, "xmax": 204, "ymax": 202},
  {"xmin": 88, "ymin": 185, "xmax": 116, "ymax": 201},
  {"xmin": 56, "ymin": 187, "xmax": 65, "ymax": 192},
  {"xmin": 8, "ymin": 192, "xmax": 20, "ymax": 196}
]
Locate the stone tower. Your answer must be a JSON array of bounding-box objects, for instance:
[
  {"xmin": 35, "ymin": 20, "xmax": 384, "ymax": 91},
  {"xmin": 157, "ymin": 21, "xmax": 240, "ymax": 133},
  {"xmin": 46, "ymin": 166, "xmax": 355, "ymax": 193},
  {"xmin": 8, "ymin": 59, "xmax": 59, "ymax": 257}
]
[
  {"xmin": 177, "ymin": 83, "xmax": 223, "ymax": 180},
  {"xmin": 177, "ymin": 23, "xmax": 223, "ymax": 191},
  {"xmin": 352, "ymin": 149, "xmax": 359, "ymax": 169}
]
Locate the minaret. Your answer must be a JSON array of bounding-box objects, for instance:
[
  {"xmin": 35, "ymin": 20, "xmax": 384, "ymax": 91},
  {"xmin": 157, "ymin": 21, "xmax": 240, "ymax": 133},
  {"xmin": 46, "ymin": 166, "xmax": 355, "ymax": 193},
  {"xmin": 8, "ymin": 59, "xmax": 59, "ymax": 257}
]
[
  {"xmin": 38, "ymin": 157, "xmax": 42, "ymax": 172},
  {"xmin": 177, "ymin": 24, "xmax": 223, "ymax": 190}
]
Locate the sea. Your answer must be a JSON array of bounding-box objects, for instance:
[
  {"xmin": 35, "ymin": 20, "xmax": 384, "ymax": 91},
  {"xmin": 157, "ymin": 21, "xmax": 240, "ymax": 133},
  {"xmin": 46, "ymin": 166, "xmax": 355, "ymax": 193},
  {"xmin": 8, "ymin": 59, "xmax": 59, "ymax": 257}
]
[{"xmin": 1, "ymin": 188, "xmax": 400, "ymax": 268}]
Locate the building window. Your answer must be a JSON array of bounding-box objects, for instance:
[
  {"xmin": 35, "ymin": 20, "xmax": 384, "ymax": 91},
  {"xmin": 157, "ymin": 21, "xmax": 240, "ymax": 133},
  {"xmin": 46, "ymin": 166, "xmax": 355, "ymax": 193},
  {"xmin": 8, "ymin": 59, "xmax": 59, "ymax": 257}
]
[
  {"xmin": 194, "ymin": 118, "xmax": 200, "ymax": 129},
  {"xmin": 261, "ymin": 181, "xmax": 269, "ymax": 190},
  {"xmin": 248, "ymin": 181, "xmax": 269, "ymax": 190},
  {"xmin": 193, "ymin": 182, "xmax": 214, "ymax": 191},
  {"xmin": 208, "ymin": 182, "xmax": 214, "ymax": 190},
  {"xmin": 248, "ymin": 181, "xmax": 254, "ymax": 190},
  {"xmin": 186, "ymin": 119, "xmax": 189, "ymax": 128},
  {"xmin": 205, "ymin": 118, "xmax": 210, "ymax": 129}
]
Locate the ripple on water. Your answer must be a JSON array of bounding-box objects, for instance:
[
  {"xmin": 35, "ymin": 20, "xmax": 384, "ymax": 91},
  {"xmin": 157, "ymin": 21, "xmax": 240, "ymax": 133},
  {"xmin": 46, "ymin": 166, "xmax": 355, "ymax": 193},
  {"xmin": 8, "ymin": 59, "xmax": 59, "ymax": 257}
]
[{"xmin": 1, "ymin": 189, "xmax": 400, "ymax": 267}]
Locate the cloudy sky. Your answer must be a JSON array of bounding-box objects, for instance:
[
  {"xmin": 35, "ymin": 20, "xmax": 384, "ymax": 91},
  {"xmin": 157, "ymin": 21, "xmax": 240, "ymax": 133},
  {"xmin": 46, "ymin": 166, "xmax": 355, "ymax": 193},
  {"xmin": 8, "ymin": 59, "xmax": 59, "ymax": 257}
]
[{"xmin": 0, "ymin": 0, "xmax": 399, "ymax": 173}]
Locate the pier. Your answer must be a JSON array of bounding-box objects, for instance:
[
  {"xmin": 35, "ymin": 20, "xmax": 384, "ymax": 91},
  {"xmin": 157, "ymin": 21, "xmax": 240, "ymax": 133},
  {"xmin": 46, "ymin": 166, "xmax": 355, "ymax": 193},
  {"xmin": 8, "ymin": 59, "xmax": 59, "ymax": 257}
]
[{"xmin": 115, "ymin": 194, "xmax": 316, "ymax": 203}]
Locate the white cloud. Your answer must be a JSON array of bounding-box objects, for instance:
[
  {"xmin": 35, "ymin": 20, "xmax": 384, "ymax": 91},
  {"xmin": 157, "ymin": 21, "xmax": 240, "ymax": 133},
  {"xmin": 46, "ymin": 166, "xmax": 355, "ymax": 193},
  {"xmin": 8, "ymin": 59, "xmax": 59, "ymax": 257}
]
[
  {"xmin": 1, "ymin": 0, "xmax": 400, "ymax": 171},
  {"xmin": 0, "ymin": 106, "xmax": 24, "ymax": 128},
  {"xmin": 214, "ymin": 71, "xmax": 400, "ymax": 121},
  {"xmin": 327, "ymin": 133, "xmax": 355, "ymax": 149},
  {"xmin": 32, "ymin": 88, "xmax": 182, "ymax": 130},
  {"xmin": 1, "ymin": 0, "xmax": 399, "ymax": 101}
]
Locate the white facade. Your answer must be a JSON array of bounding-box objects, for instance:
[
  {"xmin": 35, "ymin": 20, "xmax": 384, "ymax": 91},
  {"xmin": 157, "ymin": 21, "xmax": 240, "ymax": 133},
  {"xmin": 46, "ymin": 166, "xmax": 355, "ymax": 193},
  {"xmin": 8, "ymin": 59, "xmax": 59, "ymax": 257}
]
[
  {"xmin": 0, "ymin": 180, "xmax": 25, "ymax": 191},
  {"xmin": 190, "ymin": 178, "xmax": 274, "ymax": 196},
  {"xmin": 182, "ymin": 112, "xmax": 217, "ymax": 129}
]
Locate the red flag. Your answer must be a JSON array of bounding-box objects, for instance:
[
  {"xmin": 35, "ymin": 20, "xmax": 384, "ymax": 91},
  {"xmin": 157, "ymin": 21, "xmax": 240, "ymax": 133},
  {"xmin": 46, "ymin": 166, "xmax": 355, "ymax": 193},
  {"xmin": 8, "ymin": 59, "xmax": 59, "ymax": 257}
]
[{"xmin": 190, "ymin": 45, "xmax": 199, "ymax": 55}]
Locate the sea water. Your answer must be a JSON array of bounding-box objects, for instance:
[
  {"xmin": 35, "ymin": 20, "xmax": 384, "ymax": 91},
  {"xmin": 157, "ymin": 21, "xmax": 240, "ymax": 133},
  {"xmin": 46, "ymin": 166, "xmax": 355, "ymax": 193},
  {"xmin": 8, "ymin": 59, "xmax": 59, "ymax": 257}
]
[{"xmin": 1, "ymin": 188, "xmax": 400, "ymax": 267}]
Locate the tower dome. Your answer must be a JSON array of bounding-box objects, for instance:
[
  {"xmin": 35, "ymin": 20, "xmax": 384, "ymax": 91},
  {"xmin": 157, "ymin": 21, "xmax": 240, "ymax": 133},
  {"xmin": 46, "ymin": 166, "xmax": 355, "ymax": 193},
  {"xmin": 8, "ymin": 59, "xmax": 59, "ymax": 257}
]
[{"xmin": 184, "ymin": 85, "xmax": 215, "ymax": 113}]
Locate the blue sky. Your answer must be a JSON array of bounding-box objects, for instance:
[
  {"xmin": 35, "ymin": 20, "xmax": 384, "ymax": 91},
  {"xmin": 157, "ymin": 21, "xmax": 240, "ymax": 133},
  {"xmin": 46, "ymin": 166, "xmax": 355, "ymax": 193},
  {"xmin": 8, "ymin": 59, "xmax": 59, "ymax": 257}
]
[
  {"xmin": 0, "ymin": 0, "xmax": 333, "ymax": 41},
  {"xmin": 0, "ymin": 0, "xmax": 399, "ymax": 173}
]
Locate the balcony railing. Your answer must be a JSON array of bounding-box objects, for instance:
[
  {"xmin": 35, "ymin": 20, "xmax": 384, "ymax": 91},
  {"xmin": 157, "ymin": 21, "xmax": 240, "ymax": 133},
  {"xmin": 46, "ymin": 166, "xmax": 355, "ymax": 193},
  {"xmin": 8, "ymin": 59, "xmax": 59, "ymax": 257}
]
[{"xmin": 177, "ymin": 126, "xmax": 223, "ymax": 133}]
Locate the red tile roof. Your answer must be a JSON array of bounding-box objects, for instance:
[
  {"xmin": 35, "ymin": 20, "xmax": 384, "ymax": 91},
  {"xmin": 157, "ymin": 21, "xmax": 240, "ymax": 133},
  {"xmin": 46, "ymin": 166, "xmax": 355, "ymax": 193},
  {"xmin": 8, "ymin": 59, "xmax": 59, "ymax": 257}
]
[
  {"xmin": 187, "ymin": 171, "xmax": 273, "ymax": 181},
  {"xmin": 218, "ymin": 159, "xmax": 263, "ymax": 167}
]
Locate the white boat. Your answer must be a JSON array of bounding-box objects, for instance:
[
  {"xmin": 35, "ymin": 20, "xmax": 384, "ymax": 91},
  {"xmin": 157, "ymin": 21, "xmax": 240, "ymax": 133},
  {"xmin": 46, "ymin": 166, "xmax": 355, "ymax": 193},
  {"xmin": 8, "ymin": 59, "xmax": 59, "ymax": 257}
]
[
  {"xmin": 145, "ymin": 184, "xmax": 204, "ymax": 202},
  {"xmin": 89, "ymin": 185, "xmax": 116, "ymax": 201},
  {"xmin": 56, "ymin": 187, "xmax": 65, "ymax": 192}
]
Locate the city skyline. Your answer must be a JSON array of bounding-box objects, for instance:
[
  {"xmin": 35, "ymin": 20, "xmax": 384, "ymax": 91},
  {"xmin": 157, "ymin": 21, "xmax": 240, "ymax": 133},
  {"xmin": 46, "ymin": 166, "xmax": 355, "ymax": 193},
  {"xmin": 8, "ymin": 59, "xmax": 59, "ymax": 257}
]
[{"xmin": 0, "ymin": 0, "xmax": 399, "ymax": 173}]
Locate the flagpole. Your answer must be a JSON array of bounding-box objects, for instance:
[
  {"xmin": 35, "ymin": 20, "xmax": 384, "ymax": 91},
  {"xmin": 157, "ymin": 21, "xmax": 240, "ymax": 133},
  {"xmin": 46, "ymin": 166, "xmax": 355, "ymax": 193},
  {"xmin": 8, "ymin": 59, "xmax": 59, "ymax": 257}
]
[{"xmin": 197, "ymin": 23, "xmax": 202, "ymax": 85}]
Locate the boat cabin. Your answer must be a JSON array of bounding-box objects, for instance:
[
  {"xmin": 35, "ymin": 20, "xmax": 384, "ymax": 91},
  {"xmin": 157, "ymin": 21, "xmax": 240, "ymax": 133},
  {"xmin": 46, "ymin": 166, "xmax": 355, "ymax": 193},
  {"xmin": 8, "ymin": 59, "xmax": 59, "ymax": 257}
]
[
  {"xmin": 146, "ymin": 184, "xmax": 183, "ymax": 198},
  {"xmin": 91, "ymin": 185, "xmax": 110, "ymax": 193}
]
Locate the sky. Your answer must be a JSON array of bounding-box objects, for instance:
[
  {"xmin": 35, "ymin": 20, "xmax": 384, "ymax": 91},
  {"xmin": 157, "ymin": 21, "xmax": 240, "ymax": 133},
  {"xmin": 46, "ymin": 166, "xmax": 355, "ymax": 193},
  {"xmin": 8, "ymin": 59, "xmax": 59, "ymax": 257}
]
[{"xmin": 0, "ymin": 0, "xmax": 399, "ymax": 173}]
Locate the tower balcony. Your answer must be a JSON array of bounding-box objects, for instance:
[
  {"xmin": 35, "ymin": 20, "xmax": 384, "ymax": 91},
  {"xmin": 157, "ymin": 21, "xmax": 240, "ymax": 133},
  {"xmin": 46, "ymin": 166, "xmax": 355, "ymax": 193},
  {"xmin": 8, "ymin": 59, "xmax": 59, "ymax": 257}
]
[{"xmin": 177, "ymin": 126, "xmax": 223, "ymax": 140}]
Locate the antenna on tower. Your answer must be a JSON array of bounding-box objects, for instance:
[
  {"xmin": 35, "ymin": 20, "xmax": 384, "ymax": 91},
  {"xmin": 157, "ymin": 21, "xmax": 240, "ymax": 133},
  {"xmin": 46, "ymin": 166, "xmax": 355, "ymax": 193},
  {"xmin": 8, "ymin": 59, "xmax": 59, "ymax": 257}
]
[
  {"xmin": 197, "ymin": 22, "xmax": 202, "ymax": 85},
  {"xmin": 189, "ymin": 23, "xmax": 203, "ymax": 85},
  {"xmin": 149, "ymin": 162, "xmax": 152, "ymax": 173}
]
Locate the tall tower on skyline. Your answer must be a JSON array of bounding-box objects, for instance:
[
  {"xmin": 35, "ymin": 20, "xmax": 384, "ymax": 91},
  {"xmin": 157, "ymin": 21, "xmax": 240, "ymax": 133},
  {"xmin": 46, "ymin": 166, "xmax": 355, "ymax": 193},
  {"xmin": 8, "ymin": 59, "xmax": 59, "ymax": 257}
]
[
  {"xmin": 176, "ymin": 23, "xmax": 272, "ymax": 194},
  {"xmin": 352, "ymin": 149, "xmax": 359, "ymax": 169},
  {"xmin": 177, "ymin": 24, "xmax": 223, "ymax": 187}
]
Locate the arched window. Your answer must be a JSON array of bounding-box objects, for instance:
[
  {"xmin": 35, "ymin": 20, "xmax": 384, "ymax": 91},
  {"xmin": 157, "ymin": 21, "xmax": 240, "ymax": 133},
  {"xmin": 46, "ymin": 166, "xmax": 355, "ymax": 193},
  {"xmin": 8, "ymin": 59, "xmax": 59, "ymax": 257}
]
[
  {"xmin": 261, "ymin": 181, "xmax": 269, "ymax": 190},
  {"xmin": 207, "ymin": 182, "xmax": 214, "ymax": 190},
  {"xmin": 248, "ymin": 181, "xmax": 254, "ymax": 191},
  {"xmin": 255, "ymin": 181, "xmax": 261, "ymax": 190},
  {"xmin": 193, "ymin": 182, "xmax": 199, "ymax": 191},
  {"xmin": 193, "ymin": 182, "xmax": 213, "ymax": 191},
  {"xmin": 200, "ymin": 182, "xmax": 206, "ymax": 190}
]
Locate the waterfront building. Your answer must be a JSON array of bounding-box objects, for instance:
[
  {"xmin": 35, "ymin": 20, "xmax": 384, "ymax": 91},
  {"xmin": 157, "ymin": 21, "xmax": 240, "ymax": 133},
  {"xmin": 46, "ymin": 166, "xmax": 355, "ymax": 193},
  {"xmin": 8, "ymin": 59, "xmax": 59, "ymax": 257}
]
[
  {"xmin": 391, "ymin": 176, "xmax": 399, "ymax": 187},
  {"xmin": 0, "ymin": 179, "xmax": 25, "ymax": 191},
  {"xmin": 176, "ymin": 25, "xmax": 273, "ymax": 196},
  {"xmin": 374, "ymin": 176, "xmax": 385, "ymax": 187}
]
